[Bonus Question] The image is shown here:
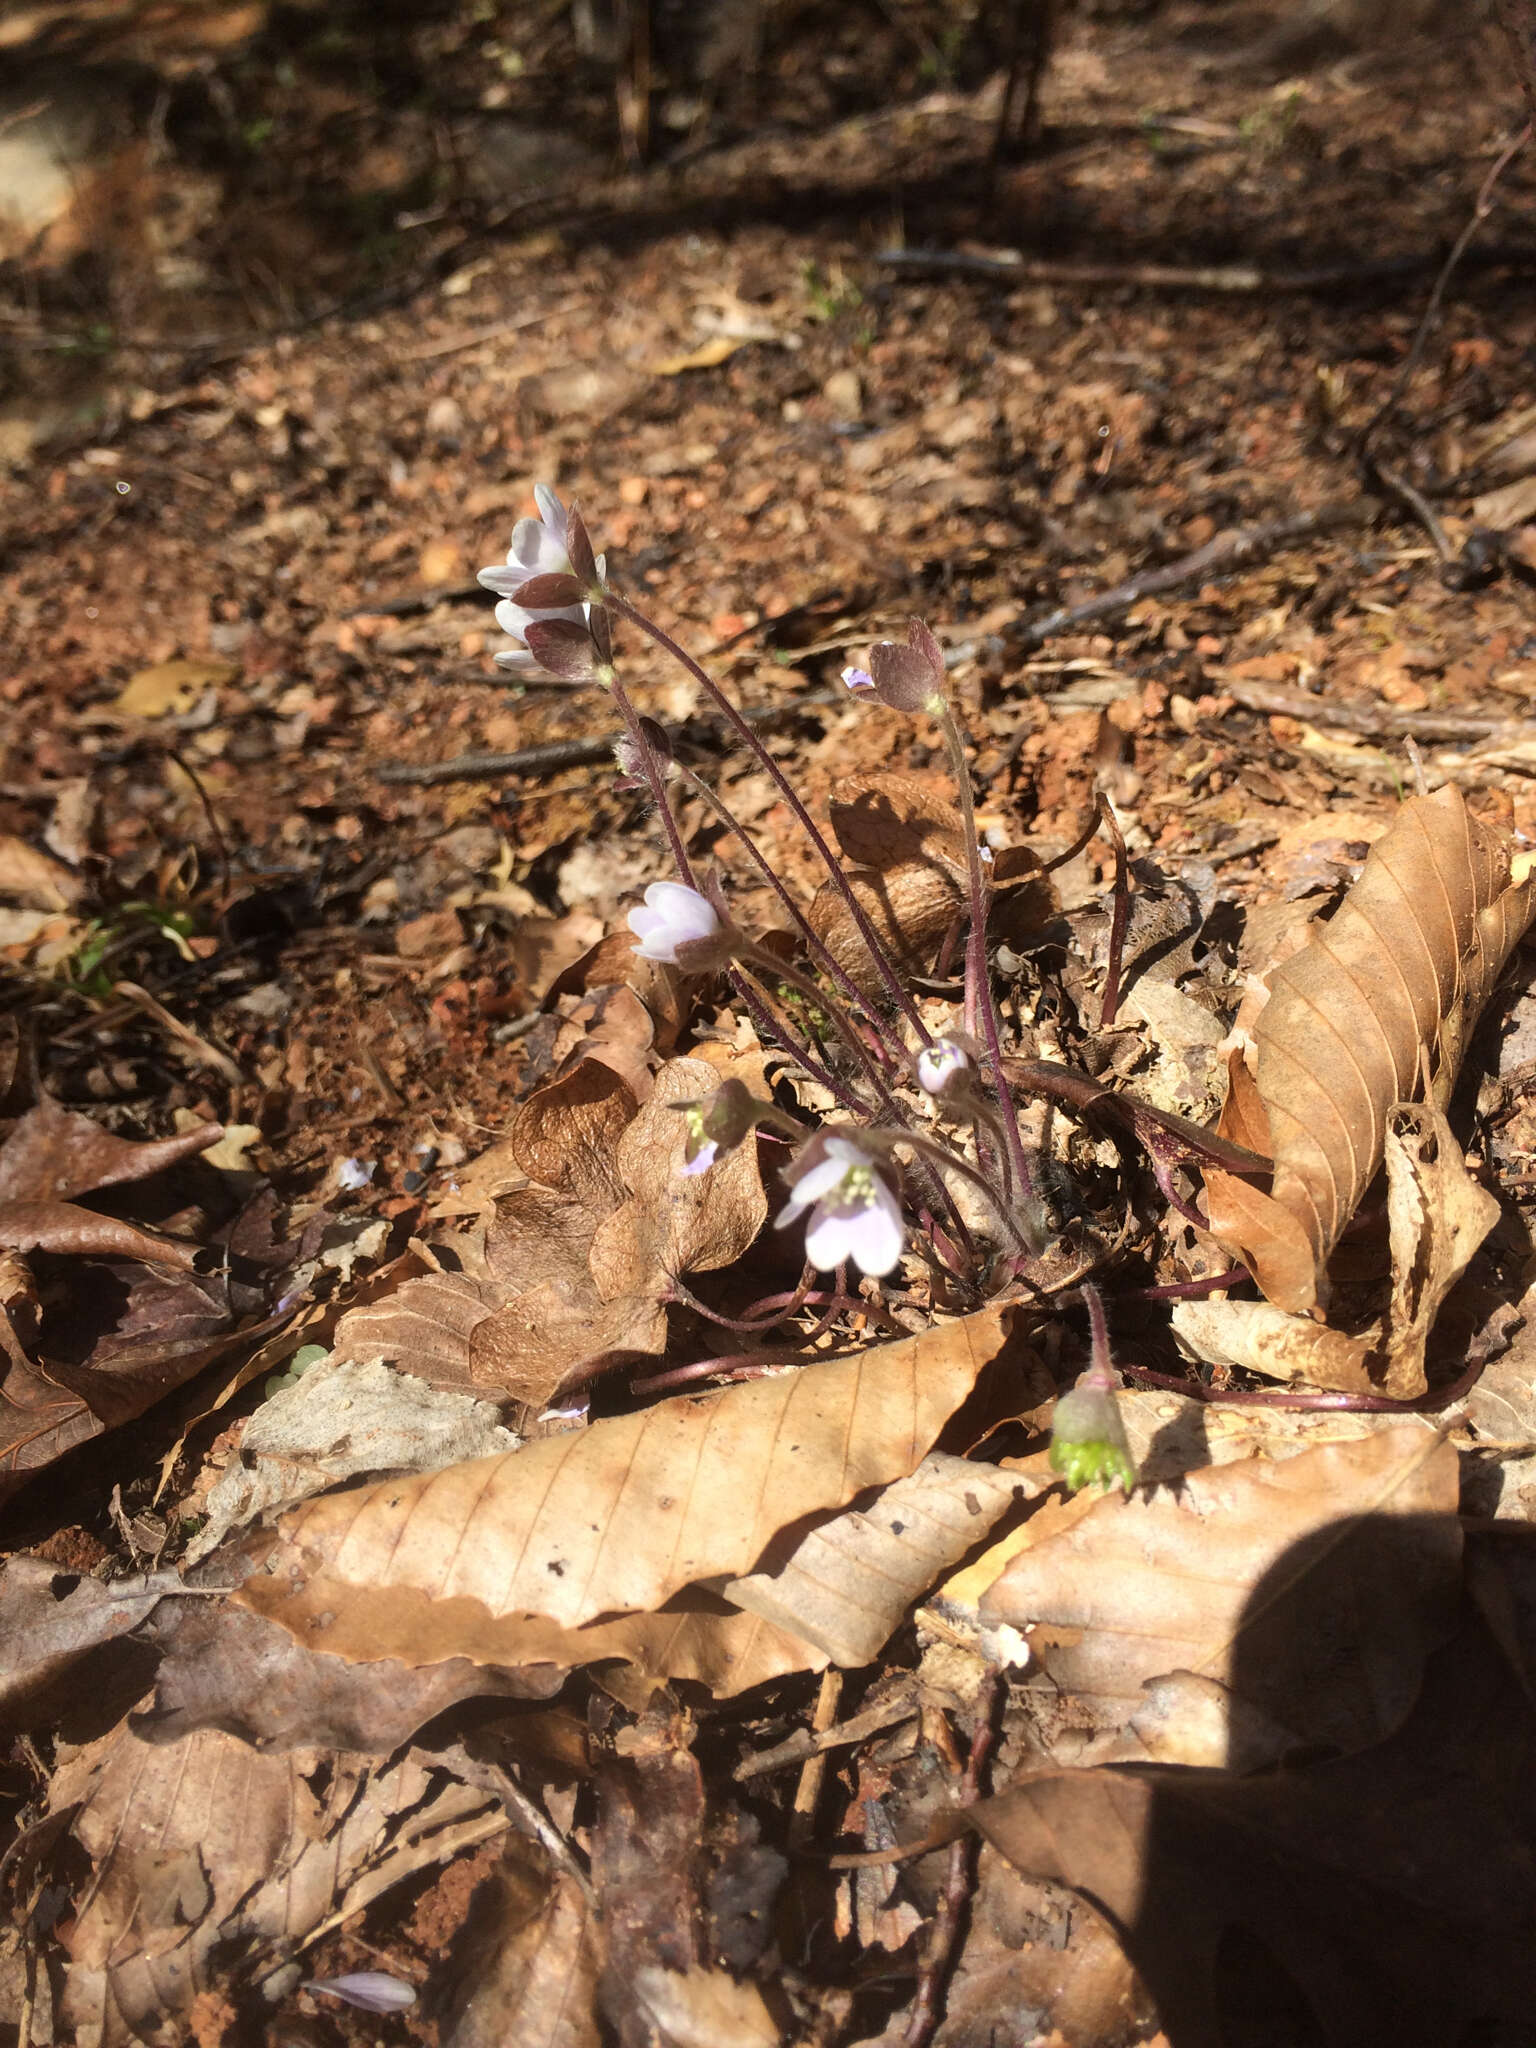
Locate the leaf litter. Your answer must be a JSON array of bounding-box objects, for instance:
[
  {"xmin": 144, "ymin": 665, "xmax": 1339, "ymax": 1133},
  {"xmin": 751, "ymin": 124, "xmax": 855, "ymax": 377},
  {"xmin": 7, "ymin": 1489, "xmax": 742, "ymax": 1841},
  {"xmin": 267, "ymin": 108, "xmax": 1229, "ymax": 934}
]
[{"xmin": 6, "ymin": 9, "xmax": 1536, "ymax": 2046}]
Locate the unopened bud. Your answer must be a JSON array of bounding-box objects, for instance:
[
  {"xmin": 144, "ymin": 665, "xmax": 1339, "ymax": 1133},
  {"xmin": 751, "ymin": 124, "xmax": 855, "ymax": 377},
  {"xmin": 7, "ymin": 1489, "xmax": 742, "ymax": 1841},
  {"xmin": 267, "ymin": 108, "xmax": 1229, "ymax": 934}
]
[
  {"xmin": 614, "ymin": 719, "xmax": 674, "ymax": 787},
  {"xmin": 674, "ymin": 1077, "xmax": 774, "ymax": 1176},
  {"xmin": 1049, "ymin": 1370, "xmax": 1136, "ymax": 1494},
  {"xmin": 916, "ymin": 1038, "xmax": 972, "ymax": 1098}
]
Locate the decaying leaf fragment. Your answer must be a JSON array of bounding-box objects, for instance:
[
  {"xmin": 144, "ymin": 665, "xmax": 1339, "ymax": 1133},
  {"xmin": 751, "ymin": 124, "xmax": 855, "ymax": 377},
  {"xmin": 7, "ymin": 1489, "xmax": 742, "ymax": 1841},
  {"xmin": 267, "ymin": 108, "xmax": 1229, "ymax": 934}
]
[
  {"xmin": 723, "ymin": 1450, "xmax": 1037, "ymax": 1667},
  {"xmin": 235, "ymin": 1308, "xmax": 1013, "ymax": 1679},
  {"xmin": 53, "ymin": 1725, "xmax": 505, "ymax": 2047},
  {"xmin": 1204, "ymin": 785, "xmax": 1535, "ymax": 1313},
  {"xmin": 972, "ymin": 1578, "xmax": 1536, "ymax": 2048},
  {"xmin": 329, "ymin": 1056, "xmax": 766, "ymax": 1411}
]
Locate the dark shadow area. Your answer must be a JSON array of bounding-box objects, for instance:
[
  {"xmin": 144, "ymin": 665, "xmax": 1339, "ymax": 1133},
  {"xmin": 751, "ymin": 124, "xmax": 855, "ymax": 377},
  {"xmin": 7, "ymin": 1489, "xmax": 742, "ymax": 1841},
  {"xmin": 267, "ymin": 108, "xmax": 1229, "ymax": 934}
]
[{"xmin": 988, "ymin": 1513, "xmax": 1536, "ymax": 2047}]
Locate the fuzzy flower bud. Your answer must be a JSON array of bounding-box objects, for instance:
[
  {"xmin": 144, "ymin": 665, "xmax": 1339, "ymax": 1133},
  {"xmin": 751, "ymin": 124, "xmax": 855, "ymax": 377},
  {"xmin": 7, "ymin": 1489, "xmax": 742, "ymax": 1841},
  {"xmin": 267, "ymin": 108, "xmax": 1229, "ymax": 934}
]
[
  {"xmin": 776, "ymin": 1130, "xmax": 904, "ymax": 1277},
  {"xmin": 848, "ymin": 618, "xmax": 949, "ymax": 715},
  {"xmin": 916, "ymin": 1038, "xmax": 972, "ymax": 1098},
  {"xmin": 674, "ymin": 1077, "xmax": 772, "ymax": 1176},
  {"xmin": 1048, "ymin": 1369, "xmax": 1137, "ymax": 1494}
]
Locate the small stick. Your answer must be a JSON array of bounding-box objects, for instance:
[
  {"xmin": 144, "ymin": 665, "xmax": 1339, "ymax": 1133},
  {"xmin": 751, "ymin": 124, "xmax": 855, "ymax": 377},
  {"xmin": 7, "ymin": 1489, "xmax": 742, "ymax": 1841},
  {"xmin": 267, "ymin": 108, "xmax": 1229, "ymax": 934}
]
[
  {"xmin": 1097, "ymin": 795, "xmax": 1130, "ymax": 1031},
  {"xmin": 789, "ymin": 1669, "xmax": 845, "ymax": 1853},
  {"xmin": 1356, "ymin": 120, "xmax": 1532, "ymax": 457},
  {"xmin": 1011, "ymin": 500, "xmax": 1371, "ymax": 653},
  {"xmin": 112, "ymin": 980, "xmax": 244, "ymax": 1085}
]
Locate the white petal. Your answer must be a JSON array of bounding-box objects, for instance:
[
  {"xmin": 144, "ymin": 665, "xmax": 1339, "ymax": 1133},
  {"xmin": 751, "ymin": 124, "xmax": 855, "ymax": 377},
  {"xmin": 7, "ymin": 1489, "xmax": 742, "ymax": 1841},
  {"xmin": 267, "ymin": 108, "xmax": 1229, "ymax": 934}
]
[
  {"xmin": 534, "ymin": 483, "xmax": 568, "ymax": 536},
  {"xmin": 803, "ymin": 1205, "xmax": 856, "ymax": 1271},
  {"xmin": 786, "ymin": 1155, "xmax": 853, "ymax": 1209},
  {"xmin": 846, "ymin": 1182, "xmax": 905, "ymax": 1275},
  {"xmin": 626, "ymin": 908, "xmax": 674, "ymax": 961}
]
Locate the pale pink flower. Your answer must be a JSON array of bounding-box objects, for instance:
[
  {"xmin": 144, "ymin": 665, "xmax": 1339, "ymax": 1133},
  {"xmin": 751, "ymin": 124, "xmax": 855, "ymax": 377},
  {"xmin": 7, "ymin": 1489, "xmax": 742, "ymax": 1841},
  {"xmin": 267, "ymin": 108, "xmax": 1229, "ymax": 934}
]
[
  {"xmin": 916, "ymin": 1039, "xmax": 971, "ymax": 1097},
  {"xmin": 478, "ymin": 484, "xmax": 602, "ymax": 673},
  {"xmin": 776, "ymin": 1132, "xmax": 904, "ymax": 1277},
  {"xmin": 627, "ymin": 881, "xmax": 727, "ymax": 965}
]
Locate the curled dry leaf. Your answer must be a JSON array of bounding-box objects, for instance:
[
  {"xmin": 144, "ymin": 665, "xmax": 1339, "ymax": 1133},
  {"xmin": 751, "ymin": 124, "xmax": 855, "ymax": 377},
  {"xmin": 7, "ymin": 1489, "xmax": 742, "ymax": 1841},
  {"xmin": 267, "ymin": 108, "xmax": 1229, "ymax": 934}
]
[
  {"xmin": 1203, "ymin": 786, "xmax": 1535, "ymax": 1313},
  {"xmin": 235, "ymin": 1307, "xmax": 1012, "ymax": 1676},
  {"xmin": 980, "ymin": 1426, "xmax": 1459, "ymax": 1761},
  {"xmin": 1177, "ymin": 1101, "xmax": 1499, "ymax": 1397},
  {"xmin": 0, "ymin": 1101, "xmax": 223, "ymax": 1203},
  {"xmin": 723, "ymin": 1450, "xmax": 1037, "ymax": 1668},
  {"xmin": 135, "ymin": 1597, "xmax": 560, "ymax": 1754},
  {"xmin": 0, "ymin": 1201, "xmax": 202, "ymax": 1266}
]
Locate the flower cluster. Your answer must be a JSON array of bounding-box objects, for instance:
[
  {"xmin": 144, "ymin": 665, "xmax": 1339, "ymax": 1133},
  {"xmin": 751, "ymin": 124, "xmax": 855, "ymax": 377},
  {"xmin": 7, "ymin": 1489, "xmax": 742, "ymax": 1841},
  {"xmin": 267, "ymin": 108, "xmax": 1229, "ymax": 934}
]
[{"xmin": 478, "ymin": 485, "xmax": 1135, "ymax": 1484}]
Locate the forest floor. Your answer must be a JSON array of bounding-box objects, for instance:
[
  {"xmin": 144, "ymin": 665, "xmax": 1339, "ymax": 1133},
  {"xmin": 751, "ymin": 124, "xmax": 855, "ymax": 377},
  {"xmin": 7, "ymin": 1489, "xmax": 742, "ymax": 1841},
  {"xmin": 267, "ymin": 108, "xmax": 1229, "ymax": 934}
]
[{"xmin": 3, "ymin": 2, "xmax": 1536, "ymax": 2044}]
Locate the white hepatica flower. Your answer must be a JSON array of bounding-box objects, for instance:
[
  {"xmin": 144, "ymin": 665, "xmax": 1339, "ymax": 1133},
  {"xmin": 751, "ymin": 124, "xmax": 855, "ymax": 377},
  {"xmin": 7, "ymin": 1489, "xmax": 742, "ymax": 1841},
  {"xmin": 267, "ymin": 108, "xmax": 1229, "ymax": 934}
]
[
  {"xmin": 626, "ymin": 881, "xmax": 726, "ymax": 965},
  {"xmin": 477, "ymin": 484, "xmax": 600, "ymax": 673},
  {"xmin": 777, "ymin": 1134, "xmax": 904, "ymax": 1277}
]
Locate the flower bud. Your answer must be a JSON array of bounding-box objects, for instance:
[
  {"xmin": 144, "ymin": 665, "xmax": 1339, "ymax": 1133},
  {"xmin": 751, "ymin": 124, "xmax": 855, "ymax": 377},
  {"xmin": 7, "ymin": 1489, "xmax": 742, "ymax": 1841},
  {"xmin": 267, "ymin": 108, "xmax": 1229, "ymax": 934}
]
[
  {"xmin": 916, "ymin": 1038, "xmax": 972, "ymax": 1098},
  {"xmin": 1048, "ymin": 1370, "xmax": 1137, "ymax": 1494},
  {"xmin": 674, "ymin": 1077, "xmax": 770, "ymax": 1176}
]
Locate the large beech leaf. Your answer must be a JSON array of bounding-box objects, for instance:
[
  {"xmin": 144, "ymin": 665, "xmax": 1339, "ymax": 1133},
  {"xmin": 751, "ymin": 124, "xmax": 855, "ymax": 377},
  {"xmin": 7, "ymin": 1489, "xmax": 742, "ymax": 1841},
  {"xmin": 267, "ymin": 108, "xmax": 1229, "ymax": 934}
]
[
  {"xmin": 981, "ymin": 1427, "xmax": 1459, "ymax": 1758},
  {"xmin": 236, "ymin": 1307, "xmax": 1013, "ymax": 1668},
  {"xmin": 1204, "ymin": 785, "xmax": 1535, "ymax": 1312}
]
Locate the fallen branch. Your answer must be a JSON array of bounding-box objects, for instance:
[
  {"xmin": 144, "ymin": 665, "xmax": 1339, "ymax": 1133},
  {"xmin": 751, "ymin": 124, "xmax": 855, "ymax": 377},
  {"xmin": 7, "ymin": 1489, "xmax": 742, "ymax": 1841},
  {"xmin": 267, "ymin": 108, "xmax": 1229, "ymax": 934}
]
[
  {"xmin": 1216, "ymin": 677, "xmax": 1528, "ymax": 745},
  {"xmin": 1011, "ymin": 500, "xmax": 1373, "ymax": 653},
  {"xmin": 376, "ymin": 691, "xmax": 840, "ymax": 785}
]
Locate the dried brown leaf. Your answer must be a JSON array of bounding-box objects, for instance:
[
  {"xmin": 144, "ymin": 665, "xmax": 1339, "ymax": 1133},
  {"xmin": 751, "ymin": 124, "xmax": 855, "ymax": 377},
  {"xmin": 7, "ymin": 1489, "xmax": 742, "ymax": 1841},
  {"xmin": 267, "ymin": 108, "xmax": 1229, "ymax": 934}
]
[
  {"xmin": 55, "ymin": 1727, "xmax": 503, "ymax": 2047},
  {"xmin": 0, "ymin": 834, "xmax": 83, "ymax": 910},
  {"xmin": 235, "ymin": 1307, "xmax": 1012, "ymax": 1667},
  {"xmin": 512, "ymin": 1058, "xmax": 637, "ymax": 1213},
  {"xmin": 1204, "ymin": 786, "xmax": 1536, "ymax": 1312},
  {"xmin": 828, "ymin": 771, "xmax": 966, "ymax": 873},
  {"xmin": 0, "ymin": 1555, "xmax": 180, "ymax": 1737},
  {"xmin": 1178, "ymin": 1101, "xmax": 1499, "ymax": 1396},
  {"xmin": 981, "ymin": 1427, "xmax": 1459, "ymax": 1757},
  {"xmin": 0, "ymin": 1102, "xmax": 223, "ymax": 1203},
  {"xmin": 0, "ymin": 1200, "xmax": 202, "ymax": 1266},
  {"xmin": 972, "ymin": 1574, "xmax": 1536, "ymax": 2048},
  {"xmin": 723, "ymin": 1451, "xmax": 1035, "ymax": 1667},
  {"xmin": 444, "ymin": 1848, "xmax": 600, "ymax": 2048},
  {"xmin": 135, "ymin": 1597, "xmax": 559, "ymax": 1753},
  {"xmin": 807, "ymin": 861, "xmax": 963, "ymax": 992}
]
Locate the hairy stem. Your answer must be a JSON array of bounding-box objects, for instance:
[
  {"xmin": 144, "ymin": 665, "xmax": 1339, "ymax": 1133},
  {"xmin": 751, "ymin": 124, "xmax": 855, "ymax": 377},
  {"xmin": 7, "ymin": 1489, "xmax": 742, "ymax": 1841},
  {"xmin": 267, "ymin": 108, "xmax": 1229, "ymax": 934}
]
[
  {"xmin": 605, "ymin": 588, "xmax": 930, "ymax": 1038},
  {"xmin": 936, "ymin": 707, "xmax": 1038, "ymax": 1233}
]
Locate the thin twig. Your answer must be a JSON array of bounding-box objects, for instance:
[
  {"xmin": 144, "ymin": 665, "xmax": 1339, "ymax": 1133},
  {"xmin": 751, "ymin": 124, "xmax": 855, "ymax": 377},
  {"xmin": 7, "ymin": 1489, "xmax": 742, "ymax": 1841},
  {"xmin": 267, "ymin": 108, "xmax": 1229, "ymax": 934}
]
[
  {"xmin": 1217, "ymin": 675, "xmax": 1525, "ymax": 743},
  {"xmin": 1356, "ymin": 121, "xmax": 1532, "ymax": 455},
  {"xmin": 375, "ymin": 691, "xmax": 842, "ymax": 786}
]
